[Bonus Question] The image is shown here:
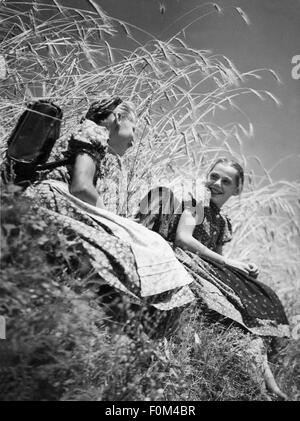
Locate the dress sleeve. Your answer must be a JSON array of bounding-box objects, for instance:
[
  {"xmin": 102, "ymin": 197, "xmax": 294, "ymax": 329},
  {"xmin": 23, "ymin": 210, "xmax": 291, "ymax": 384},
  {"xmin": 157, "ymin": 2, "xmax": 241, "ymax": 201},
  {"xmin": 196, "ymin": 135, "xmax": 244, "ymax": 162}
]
[
  {"xmin": 217, "ymin": 215, "xmax": 232, "ymax": 246},
  {"xmin": 64, "ymin": 119, "xmax": 108, "ymax": 184}
]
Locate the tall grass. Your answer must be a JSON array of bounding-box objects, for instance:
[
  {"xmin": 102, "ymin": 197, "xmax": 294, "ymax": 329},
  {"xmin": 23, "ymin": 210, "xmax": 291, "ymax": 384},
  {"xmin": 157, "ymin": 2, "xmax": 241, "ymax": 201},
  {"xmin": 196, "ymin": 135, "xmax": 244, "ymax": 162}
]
[{"xmin": 0, "ymin": 1, "xmax": 299, "ymax": 400}]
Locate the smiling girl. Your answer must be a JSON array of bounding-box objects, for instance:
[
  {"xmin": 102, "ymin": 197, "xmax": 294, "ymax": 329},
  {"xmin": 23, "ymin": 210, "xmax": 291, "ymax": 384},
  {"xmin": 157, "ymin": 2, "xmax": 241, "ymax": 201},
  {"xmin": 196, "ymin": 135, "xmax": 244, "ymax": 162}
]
[
  {"xmin": 138, "ymin": 157, "xmax": 290, "ymax": 399},
  {"xmin": 176, "ymin": 158, "xmax": 260, "ymax": 277}
]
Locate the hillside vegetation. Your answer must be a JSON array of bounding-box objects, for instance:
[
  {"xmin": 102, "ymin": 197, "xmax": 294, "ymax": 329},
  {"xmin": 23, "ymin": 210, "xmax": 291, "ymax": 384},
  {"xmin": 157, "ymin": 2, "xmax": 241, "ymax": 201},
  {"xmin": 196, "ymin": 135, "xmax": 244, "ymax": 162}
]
[{"xmin": 0, "ymin": 1, "xmax": 299, "ymax": 400}]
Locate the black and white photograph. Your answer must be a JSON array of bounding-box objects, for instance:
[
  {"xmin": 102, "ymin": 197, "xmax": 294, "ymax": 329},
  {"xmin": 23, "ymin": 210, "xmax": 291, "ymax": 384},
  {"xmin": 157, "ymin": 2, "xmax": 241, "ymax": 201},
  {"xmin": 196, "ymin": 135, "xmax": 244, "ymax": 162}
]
[{"xmin": 0, "ymin": 0, "xmax": 299, "ymax": 403}]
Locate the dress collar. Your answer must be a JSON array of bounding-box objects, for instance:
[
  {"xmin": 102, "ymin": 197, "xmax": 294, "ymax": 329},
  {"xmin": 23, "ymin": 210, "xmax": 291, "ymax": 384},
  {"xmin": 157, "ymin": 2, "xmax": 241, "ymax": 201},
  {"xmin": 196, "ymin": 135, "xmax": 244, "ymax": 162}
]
[{"xmin": 209, "ymin": 200, "xmax": 221, "ymax": 214}]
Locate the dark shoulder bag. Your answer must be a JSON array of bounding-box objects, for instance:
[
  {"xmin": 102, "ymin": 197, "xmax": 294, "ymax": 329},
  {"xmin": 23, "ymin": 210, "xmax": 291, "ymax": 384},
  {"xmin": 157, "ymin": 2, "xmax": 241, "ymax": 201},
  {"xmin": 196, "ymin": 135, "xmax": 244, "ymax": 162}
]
[{"xmin": 1, "ymin": 100, "xmax": 70, "ymax": 186}]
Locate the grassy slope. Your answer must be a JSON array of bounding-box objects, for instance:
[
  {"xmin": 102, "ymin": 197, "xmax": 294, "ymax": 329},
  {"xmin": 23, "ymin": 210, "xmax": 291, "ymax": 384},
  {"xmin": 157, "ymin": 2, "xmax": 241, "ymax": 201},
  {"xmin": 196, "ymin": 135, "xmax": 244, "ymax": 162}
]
[
  {"xmin": 0, "ymin": 1, "xmax": 299, "ymax": 400},
  {"xmin": 0, "ymin": 186, "xmax": 268, "ymax": 401}
]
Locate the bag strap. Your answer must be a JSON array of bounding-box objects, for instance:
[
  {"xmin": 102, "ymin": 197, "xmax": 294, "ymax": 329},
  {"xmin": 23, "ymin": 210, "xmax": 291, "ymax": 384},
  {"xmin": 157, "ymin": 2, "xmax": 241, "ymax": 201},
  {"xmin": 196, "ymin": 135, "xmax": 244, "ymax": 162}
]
[{"xmin": 35, "ymin": 157, "xmax": 72, "ymax": 172}]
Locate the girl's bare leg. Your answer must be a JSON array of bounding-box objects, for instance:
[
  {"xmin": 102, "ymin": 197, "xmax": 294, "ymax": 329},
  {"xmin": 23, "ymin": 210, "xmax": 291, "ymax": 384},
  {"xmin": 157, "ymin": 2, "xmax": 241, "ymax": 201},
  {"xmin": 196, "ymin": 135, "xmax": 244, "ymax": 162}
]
[
  {"xmin": 246, "ymin": 336, "xmax": 289, "ymax": 400},
  {"xmin": 262, "ymin": 355, "xmax": 289, "ymax": 400}
]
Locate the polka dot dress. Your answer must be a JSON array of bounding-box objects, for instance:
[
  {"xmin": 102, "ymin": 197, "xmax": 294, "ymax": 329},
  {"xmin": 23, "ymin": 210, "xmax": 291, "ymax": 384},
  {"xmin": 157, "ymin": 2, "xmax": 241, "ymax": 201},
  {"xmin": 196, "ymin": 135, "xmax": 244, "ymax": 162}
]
[{"xmin": 139, "ymin": 189, "xmax": 290, "ymax": 338}]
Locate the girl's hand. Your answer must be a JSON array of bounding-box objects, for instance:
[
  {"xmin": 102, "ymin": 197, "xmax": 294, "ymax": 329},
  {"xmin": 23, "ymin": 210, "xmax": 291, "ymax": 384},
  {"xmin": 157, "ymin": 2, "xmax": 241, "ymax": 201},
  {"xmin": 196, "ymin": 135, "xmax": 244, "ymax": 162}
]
[
  {"xmin": 224, "ymin": 259, "xmax": 259, "ymax": 278},
  {"xmin": 247, "ymin": 262, "xmax": 260, "ymax": 279}
]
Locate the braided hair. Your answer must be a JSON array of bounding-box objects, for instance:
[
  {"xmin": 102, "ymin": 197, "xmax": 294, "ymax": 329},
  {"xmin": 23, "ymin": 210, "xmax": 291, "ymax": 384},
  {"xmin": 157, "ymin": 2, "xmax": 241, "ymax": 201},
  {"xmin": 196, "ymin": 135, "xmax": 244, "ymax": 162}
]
[{"xmin": 85, "ymin": 97, "xmax": 135, "ymax": 124}]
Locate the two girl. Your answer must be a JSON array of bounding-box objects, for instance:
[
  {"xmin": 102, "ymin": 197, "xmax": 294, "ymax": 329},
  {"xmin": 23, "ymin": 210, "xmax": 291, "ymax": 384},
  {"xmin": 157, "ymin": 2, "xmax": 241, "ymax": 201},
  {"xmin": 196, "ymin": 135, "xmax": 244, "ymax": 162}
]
[{"xmin": 26, "ymin": 97, "xmax": 290, "ymax": 399}]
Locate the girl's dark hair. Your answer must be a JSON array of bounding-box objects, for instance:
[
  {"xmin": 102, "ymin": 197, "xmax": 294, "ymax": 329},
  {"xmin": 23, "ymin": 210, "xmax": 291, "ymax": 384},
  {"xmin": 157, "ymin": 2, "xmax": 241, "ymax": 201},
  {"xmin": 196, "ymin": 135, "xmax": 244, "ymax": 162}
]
[
  {"xmin": 85, "ymin": 97, "xmax": 136, "ymax": 125},
  {"xmin": 209, "ymin": 158, "xmax": 244, "ymax": 193},
  {"xmin": 85, "ymin": 97, "xmax": 123, "ymax": 124}
]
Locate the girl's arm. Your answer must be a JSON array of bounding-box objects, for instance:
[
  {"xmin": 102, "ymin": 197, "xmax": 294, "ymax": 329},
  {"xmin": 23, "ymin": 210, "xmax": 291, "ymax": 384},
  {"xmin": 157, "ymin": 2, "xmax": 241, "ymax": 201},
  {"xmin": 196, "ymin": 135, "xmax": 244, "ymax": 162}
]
[
  {"xmin": 175, "ymin": 207, "xmax": 255, "ymax": 276},
  {"xmin": 175, "ymin": 207, "xmax": 226, "ymax": 266},
  {"xmin": 69, "ymin": 153, "xmax": 105, "ymax": 208}
]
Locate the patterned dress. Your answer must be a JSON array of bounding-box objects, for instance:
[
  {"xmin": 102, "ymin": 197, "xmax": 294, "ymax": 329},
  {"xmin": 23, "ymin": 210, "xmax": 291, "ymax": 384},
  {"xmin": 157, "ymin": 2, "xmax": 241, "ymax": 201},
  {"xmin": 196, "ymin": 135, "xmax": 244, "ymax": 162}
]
[
  {"xmin": 26, "ymin": 119, "xmax": 289, "ymax": 341},
  {"xmin": 25, "ymin": 121, "xmax": 142, "ymax": 302},
  {"xmin": 137, "ymin": 187, "xmax": 290, "ymax": 338},
  {"xmin": 25, "ymin": 121, "xmax": 195, "ymax": 317}
]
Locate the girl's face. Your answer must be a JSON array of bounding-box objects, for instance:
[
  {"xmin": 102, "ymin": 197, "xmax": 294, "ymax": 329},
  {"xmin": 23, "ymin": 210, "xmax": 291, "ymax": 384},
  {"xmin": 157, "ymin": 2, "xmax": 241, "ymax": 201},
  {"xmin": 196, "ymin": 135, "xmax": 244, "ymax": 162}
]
[
  {"xmin": 107, "ymin": 113, "xmax": 136, "ymax": 156},
  {"xmin": 205, "ymin": 163, "xmax": 240, "ymax": 208}
]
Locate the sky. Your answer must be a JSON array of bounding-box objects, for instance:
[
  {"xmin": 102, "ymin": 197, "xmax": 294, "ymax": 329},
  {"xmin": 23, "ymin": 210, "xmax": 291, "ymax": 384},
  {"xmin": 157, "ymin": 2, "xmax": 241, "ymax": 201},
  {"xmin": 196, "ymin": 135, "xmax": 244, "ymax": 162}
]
[
  {"xmin": 82, "ymin": 0, "xmax": 299, "ymax": 182},
  {"xmin": 9, "ymin": 0, "xmax": 300, "ymax": 181}
]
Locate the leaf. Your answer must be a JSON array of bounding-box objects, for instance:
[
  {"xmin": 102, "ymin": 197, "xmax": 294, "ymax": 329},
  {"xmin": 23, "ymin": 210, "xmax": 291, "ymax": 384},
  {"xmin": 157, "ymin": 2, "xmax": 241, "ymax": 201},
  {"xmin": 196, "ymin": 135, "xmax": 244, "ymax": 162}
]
[
  {"xmin": 105, "ymin": 41, "xmax": 114, "ymax": 63},
  {"xmin": 0, "ymin": 54, "xmax": 7, "ymax": 80},
  {"xmin": 120, "ymin": 22, "xmax": 131, "ymax": 37},
  {"xmin": 235, "ymin": 7, "xmax": 251, "ymax": 25},
  {"xmin": 213, "ymin": 3, "xmax": 223, "ymax": 13},
  {"xmin": 174, "ymin": 37, "xmax": 188, "ymax": 49},
  {"xmin": 52, "ymin": 0, "xmax": 65, "ymax": 15},
  {"xmin": 264, "ymin": 90, "xmax": 281, "ymax": 107},
  {"xmin": 87, "ymin": 0, "xmax": 109, "ymax": 22}
]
